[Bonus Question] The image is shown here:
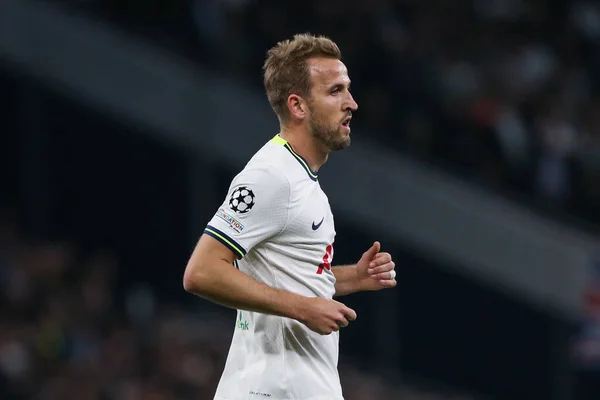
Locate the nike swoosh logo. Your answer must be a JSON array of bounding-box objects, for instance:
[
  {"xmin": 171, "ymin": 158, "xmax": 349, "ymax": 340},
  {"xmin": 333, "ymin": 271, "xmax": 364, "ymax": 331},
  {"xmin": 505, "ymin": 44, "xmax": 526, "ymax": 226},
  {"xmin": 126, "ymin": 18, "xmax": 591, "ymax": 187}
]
[{"xmin": 312, "ymin": 217, "xmax": 324, "ymax": 231}]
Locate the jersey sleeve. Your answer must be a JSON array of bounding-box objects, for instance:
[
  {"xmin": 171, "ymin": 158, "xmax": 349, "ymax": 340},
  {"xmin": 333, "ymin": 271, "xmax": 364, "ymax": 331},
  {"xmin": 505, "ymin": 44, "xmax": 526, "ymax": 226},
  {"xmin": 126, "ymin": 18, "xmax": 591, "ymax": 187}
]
[{"xmin": 204, "ymin": 166, "xmax": 290, "ymax": 259}]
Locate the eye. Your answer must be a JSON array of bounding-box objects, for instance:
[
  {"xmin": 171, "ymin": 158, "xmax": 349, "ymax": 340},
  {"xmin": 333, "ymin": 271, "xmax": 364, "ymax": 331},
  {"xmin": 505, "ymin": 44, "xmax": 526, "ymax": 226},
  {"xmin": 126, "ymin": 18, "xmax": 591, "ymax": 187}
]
[{"xmin": 331, "ymin": 84, "xmax": 350, "ymax": 95}]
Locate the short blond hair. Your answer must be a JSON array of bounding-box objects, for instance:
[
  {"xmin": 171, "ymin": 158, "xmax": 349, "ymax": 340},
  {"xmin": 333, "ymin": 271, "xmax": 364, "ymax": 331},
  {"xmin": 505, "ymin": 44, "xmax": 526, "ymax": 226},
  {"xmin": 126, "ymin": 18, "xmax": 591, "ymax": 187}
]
[{"xmin": 263, "ymin": 33, "xmax": 342, "ymax": 122}]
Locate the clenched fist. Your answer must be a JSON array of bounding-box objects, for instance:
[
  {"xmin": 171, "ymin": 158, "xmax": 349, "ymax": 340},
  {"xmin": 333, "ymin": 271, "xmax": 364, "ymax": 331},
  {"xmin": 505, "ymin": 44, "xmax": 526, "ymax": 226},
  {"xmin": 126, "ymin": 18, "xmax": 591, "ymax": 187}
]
[{"xmin": 298, "ymin": 297, "xmax": 357, "ymax": 335}]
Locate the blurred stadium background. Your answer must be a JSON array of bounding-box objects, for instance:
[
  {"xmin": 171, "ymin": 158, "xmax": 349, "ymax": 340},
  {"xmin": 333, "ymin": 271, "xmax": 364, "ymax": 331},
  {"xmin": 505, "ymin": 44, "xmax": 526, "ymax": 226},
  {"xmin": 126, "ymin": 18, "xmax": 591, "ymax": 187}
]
[{"xmin": 1, "ymin": 0, "xmax": 600, "ymax": 399}]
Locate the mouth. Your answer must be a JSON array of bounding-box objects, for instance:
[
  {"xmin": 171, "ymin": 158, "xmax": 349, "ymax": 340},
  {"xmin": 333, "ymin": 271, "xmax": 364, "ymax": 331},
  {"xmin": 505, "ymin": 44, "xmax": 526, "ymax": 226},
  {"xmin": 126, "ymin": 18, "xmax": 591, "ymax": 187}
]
[{"xmin": 341, "ymin": 116, "xmax": 352, "ymax": 129}]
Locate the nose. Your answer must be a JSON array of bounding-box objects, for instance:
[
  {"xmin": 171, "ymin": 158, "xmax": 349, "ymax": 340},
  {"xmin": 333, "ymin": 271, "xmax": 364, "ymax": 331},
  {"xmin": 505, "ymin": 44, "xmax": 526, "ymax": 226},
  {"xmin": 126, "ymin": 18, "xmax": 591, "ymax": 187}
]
[{"xmin": 345, "ymin": 92, "xmax": 358, "ymax": 112}]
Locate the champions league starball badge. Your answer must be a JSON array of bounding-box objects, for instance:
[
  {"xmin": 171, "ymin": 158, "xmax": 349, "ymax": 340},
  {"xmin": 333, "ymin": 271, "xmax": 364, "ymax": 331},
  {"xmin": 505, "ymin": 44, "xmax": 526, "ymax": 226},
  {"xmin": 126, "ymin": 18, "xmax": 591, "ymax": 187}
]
[{"xmin": 229, "ymin": 186, "xmax": 256, "ymax": 214}]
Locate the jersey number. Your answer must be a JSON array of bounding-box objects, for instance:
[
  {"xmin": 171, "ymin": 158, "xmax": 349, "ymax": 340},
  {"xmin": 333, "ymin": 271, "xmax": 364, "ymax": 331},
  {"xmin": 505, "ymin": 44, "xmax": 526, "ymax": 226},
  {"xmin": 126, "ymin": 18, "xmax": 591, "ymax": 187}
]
[{"xmin": 317, "ymin": 244, "xmax": 334, "ymax": 274}]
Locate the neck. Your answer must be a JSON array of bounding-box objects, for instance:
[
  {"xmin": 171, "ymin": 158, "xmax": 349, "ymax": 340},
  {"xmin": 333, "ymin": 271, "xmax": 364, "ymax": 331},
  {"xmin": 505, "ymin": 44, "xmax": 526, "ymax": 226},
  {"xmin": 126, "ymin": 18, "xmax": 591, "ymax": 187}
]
[{"xmin": 279, "ymin": 126, "xmax": 329, "ymax": 172}]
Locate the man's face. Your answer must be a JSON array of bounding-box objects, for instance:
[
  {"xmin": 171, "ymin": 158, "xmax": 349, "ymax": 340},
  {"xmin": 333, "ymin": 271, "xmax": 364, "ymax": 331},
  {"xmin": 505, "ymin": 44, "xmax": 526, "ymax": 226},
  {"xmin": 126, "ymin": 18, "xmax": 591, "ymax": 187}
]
[{"xmin": 305, "ymin": 58, "xmax": 358, "ymax": 151}]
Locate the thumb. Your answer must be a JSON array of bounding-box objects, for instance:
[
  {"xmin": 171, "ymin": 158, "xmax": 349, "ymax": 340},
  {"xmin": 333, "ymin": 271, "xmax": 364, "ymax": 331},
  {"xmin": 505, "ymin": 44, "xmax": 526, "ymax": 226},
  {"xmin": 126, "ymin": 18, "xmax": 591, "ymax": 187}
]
[
  {"xmin": 363, "ymin": 241, "xmax": 380, "ymax": 260},
  {"xmin": 342, "ymin": 306, "xmax": 357, "ymax": 321}
]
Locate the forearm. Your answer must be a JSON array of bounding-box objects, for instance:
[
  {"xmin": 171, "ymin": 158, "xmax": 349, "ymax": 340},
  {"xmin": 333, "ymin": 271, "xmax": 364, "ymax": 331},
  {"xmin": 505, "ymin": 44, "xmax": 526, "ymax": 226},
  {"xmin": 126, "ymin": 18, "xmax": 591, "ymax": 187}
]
[
  {"xmin": 333, "ymin": 264, "xmax": 363, "ymax": 297},
  {"xmin": 184, "ymin": 261, "xmax": 306, "ymax": 321}
]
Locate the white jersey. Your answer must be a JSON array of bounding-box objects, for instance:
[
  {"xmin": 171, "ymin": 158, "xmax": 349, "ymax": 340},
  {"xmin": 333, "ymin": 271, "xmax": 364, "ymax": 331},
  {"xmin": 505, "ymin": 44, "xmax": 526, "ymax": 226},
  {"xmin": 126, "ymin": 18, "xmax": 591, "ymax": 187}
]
[{"xmin": 205, "ymin": 134, "xmax": 342, "ymax": 400}]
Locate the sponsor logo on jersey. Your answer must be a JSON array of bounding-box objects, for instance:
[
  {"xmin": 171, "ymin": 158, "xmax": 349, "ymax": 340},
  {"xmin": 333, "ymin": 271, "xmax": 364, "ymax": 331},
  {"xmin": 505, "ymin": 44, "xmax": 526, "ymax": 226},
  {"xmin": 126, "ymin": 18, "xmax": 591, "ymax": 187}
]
[
  {"xmin": 217, "ymin": 208, "xmax": 245, "ymax": 233},
  {"xmin": 237, "ymin": 311, "xmax": 249, "ymax": 331}
]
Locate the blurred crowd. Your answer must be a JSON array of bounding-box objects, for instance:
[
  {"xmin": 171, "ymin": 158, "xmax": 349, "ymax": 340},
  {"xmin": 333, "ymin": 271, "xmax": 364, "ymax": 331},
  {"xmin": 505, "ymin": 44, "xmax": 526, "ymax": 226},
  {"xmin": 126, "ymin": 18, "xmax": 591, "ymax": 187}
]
[
  {"xmin": 199, "ymin": 0, "xmax": 600, "ymax": 228},
  {"xmin": 67, "ymin": 0, "xmax": 600, "ymax": 229},
  {"xmin": 0, "ymin": 211, "xmax": 480, "ymax": 399}
]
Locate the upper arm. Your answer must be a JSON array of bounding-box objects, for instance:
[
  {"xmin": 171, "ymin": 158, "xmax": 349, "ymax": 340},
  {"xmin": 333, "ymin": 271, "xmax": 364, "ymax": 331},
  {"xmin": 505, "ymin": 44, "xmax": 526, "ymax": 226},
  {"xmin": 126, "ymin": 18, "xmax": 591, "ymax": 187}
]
[
  {"xmin": 186, "ymin": 232, "xmax": 238, "ymax": 276},
  {"xmin": 193, "ymin": 166, "xmax": 290, "ymax": 264}
]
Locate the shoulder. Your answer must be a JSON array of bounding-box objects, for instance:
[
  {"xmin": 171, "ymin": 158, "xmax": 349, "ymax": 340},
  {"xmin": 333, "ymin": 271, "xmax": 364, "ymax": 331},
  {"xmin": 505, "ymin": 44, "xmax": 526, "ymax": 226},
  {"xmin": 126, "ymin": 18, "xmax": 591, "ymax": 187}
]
[
  {"xmin": 236, "ymin": 163, "xmax": 290, "ymax": 191},
  {"xmin": 230, "ymin": 160, "xmax": 291, "ymax": 215},
  {"xmin": 236, "ymin": 142, "xmax": 292, "ymax": 190}
]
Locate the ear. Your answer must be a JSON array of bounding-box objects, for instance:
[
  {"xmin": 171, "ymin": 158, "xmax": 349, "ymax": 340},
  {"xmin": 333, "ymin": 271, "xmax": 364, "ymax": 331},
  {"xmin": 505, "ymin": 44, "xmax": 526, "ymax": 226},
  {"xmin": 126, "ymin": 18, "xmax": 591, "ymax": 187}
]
[{"xmin": 287, "ymin": 94, "xmax": 307, "ymax": 121}]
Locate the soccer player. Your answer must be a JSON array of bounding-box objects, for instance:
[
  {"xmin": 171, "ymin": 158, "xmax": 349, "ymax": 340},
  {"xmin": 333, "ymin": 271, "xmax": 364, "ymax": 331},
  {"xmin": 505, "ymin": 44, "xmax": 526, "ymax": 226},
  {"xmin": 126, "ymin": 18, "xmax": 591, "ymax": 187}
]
[{"xmin": 183, "ymin": 33, "xmax": 397, "ymax": 400}]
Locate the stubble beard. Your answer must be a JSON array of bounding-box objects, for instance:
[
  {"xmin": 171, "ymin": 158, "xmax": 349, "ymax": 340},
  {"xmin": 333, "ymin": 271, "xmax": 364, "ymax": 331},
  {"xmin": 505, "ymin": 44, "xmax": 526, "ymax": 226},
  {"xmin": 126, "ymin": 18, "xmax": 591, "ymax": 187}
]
[{"xmin": 308, "ymin": 108, "xmax": 351, "ymax": 152}]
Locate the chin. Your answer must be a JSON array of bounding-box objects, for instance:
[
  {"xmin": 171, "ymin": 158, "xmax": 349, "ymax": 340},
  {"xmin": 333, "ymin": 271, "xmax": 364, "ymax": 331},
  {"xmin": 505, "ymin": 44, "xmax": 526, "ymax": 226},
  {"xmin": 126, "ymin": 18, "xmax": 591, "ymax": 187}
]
[{"xmin": 331, "ymin": 137, "xmax": 351, "ymax": 151}]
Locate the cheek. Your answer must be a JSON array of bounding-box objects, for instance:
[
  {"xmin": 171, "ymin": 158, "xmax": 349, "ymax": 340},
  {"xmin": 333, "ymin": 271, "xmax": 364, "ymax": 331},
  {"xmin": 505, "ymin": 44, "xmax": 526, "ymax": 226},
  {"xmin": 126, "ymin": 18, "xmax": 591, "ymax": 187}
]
[
  {"xmin": 309, "ymin": 99, "xmax": 339, "ymax": 124},
  {"xmin": 320, "ymin": 102, "xmax": 340, "ymax": 119}
]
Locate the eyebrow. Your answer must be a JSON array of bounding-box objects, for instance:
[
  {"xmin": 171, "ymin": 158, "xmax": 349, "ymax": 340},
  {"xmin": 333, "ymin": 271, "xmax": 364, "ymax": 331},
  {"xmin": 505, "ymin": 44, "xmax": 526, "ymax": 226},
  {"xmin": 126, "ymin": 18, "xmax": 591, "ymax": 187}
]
[{"xmin": 329, "ymin": 81, "xmax": 351, "ymax": 91}]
